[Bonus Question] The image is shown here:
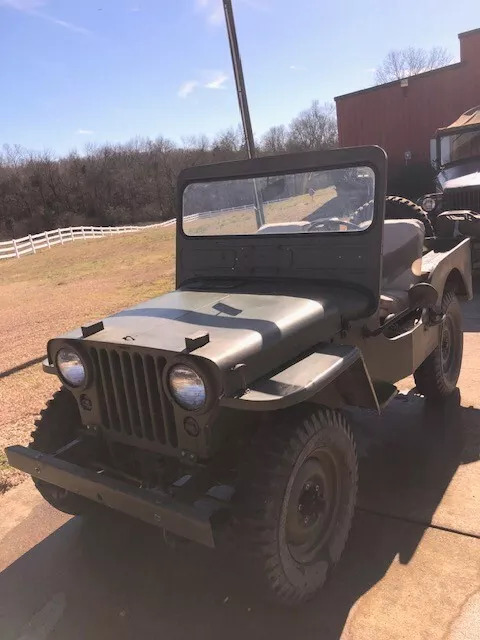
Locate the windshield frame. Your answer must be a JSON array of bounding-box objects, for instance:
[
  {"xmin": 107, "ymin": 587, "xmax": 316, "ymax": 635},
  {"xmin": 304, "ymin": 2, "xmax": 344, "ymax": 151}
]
[{"xmin": 178, "ymin": 149, "xmax": 383, "ymax": 241}]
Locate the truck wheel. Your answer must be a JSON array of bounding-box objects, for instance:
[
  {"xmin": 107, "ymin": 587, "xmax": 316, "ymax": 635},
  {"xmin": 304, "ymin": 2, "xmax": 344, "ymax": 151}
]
[
  {"xmin": 29, "ymin": 388, "xmax": 91, "ymax": 516},
  {"xmin": 385, "ymin": 195, "xmax": 435, "ymax": 237},
  {"xmin": 414, "ymin": 290, "xmax": 463, "ymax": 400},
  {"xmin": 236, "ymin": 407, "xmax": 357, "ymax": 606}
]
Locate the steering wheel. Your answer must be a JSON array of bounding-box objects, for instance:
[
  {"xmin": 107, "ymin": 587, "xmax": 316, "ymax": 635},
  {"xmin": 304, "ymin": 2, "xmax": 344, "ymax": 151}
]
[{"xmin": 308, "ymin": 217, "xmax": 362, "ymax": 232}]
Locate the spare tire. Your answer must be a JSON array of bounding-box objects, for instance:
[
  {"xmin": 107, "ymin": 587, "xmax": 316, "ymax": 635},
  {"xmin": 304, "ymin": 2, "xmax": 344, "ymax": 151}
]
[{"xmin": 385, "ymin": 195, "xmax": 435, "ymax": 237}]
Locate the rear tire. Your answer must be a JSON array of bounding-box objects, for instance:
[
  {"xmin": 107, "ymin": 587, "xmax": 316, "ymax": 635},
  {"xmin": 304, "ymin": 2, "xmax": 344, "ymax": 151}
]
[
  {"xmin": 29, "ymin": 388, "xmax": 92, "ymax": 515},
  {"xmin": 236, "ymin": 407, "xmax": 357, "ymax": 606},
  {"xmin": 414, "ymin": 291, "xmax": 463, "ymax": 400}
]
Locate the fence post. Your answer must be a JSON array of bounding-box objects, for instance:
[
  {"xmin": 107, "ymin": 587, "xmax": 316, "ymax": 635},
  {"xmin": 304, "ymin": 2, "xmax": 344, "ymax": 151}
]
[
  {"xmin": 28, "ymin": 234, "xmax": 36, "ymax": 254},
  {"xmin": 45, "ymin": 231, "xmax": 51, "ymax": 249},
  {"xmin": 101, "ymin": 227, "xmax": 105, "ymax": 237},
  {"xmin": 70, "ymin": 228, "xmax": 74, "ymax": 241},
  {"xmin": 82, "ymin": 227, "xmax": 86, "ymax": 240},
  {"xmin": 59, "ymin": 228, "xmax": 64, "ymax": 245},
  {"xmin": 13, "ymin": 238, "xmax": 19, "ymax": 258}
]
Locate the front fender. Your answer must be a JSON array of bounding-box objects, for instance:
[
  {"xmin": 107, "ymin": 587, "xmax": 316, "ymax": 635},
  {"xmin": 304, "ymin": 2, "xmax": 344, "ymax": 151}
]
[{"xmin": 221, "ymin": 345, "xmax": 379, "ymax": 412}]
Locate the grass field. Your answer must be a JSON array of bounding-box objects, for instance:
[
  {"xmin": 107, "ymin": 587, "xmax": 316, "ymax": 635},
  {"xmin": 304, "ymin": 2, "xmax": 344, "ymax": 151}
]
[{"xmin": 0, "ymin": 225, "xmax": 176, "ymax": 493}]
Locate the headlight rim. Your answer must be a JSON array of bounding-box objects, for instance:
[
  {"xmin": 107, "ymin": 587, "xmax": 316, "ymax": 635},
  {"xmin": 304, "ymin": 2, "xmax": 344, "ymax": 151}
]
[
  {"xmin": 54, "ymin": 344, "xmax": 89, "ymax": 390},
  {"xmin": 165, "ymin": 358, "xmax": 215, "ymax": 414},
  {"xmin": 422, "ymin": 194, "xmax": 439, "ymax": 213}
]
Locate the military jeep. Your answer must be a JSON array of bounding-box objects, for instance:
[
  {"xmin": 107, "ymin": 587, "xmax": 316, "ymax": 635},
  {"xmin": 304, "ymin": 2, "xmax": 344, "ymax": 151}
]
[
  {"xmin": 6, "ymin": 146, "xmax": 472, "ymax": 605},
  {"xmin": 418, "ymin": 106, "xmax": 480, "ymax": 267}
]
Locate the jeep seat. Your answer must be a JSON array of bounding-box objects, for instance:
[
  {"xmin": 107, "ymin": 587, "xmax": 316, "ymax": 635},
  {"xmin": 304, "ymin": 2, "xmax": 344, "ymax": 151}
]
[{"xmin": 380, "ymin": 219, "xmax": 425, "ymax": 318}]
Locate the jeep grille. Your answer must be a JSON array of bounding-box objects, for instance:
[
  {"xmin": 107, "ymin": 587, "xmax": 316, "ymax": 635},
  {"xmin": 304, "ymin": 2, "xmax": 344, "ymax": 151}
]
[
  {"xmin": 90, "ymin": 347, "xmax": 177, "ymax": 448},
  {"xmin": 444, "ymin": 189, "xmax": 480, "ymax": 213}
]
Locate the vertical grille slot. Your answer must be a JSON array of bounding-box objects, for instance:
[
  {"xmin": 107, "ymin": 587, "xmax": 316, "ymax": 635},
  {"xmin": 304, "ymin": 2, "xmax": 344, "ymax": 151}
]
[
  {"xmin": 157, "ymin": 357, "xmax": 177, "ymax": 447},
  {"xmin": 144, "ymin": 355, "xmax": 166, "ymax": 444},
  {"xmin": 89, "ymin": 346, "xmax": 177, "ymax": 449},
  {"xmin": 121, "ymin": 352, "xmax": 142, "ymax": 438},
  {"xmin": 133, "ymin": 354, "xmax": 153, "ymax": 440},
  {"xmin": 99, "ymin": 349, "xmax": 119, "ymax": 429},
  {"xmin": 108, "ymin": 350, "xmax": 130, "ymax": 434},
  {"xmin": 90, "ymin": 349, "xmax": 109, "ymax": 428}
]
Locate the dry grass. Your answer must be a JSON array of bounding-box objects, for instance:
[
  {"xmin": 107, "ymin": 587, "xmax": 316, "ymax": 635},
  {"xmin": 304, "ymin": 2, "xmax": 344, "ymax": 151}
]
[{"xmin": 0, "ymin": 226, "xmax": 176, "ymax": 493}]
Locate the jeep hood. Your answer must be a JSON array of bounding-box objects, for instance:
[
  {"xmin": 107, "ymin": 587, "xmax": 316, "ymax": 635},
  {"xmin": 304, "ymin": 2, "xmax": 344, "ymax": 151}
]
[
  {"xmin": 58, "ymin": 282, "xmax": 369, "ymax": 384},
  {"xmin": 443, "ymin": 171, "xmax": 480, "ymax": 191},
  {"xmin": 438, "ymin": 159, "xmax": 480, "ymax": 190}
]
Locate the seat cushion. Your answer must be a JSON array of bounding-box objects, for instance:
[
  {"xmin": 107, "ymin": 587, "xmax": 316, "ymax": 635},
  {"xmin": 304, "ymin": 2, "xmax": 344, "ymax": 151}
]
[{"xmin": 381, "ymin": 220, "xmax": 424, "ymax": 318}]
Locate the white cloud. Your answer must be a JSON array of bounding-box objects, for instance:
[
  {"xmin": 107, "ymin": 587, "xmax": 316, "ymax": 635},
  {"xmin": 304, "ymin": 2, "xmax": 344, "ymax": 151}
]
[
  {"xmin": 289, "ymin": 64, "xmax": 305, "ymax": 71},
  {"xmin": 204, "ymin": 71, "xmax": 228, "ymax": 89},
  {"xmin": 1, "ymin": 0, "xmax": 92, "ymax": 36},
  {"xmin": 195, "ymin": 0, "xmax": 223, "ymax": 26},
  {"xmin": 178, "ymin": 80, "xmax": 199, "ymax": 98},
  {"xmin": 75, "ymin": 129, "xmax": 94, "ymax": 135},
  {"xmin": 49, "ymin": 17, "xmax": 92, "ymax": 35},
  {"xmin": 179, "ymin": 70, "xmax": 228, "ymax": 97},
  {"xmin": 0, "ymin": 0, "xmax": 46, "ymax": 9}
]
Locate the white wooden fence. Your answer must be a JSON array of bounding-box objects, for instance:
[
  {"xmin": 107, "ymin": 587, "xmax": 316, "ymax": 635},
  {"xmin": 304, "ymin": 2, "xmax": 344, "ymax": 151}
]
[
  {"xmin": 0, "ymin": 196, "xmax": 291, "ymax": 261},
  {"xmin": 0, "ymin": 222, "xmax": 174, "ymax": 261}
]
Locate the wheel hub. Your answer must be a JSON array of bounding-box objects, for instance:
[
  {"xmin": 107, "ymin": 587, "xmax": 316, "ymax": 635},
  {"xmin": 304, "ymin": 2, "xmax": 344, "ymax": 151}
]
[
  {"xmin": 285, "ymin": 451, "xmax": 341, "ymax": 564},
  {"xmin": 297, "ymin": 480, "xmax": 326, "ymax": 527}
]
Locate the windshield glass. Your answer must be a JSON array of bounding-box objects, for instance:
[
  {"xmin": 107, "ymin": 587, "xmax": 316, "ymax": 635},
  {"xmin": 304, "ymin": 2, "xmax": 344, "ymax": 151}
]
[
  {"xmin": 183, "ymin": 166, "xmax": 375, "ymax": 236},
  {"xmin": 440, "ymin": 129, "xmax": 480, "ymax": 165}
]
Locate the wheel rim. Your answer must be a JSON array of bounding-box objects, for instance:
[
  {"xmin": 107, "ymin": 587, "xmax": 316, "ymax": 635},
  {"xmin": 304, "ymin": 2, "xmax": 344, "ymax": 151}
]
[
  {"xmin": 285, "ymin": 449, "xmax": 341, "ymax": 564},
  {"xmin": 441, "ymin": 314, "xmax": 456, "ymax": 380}
]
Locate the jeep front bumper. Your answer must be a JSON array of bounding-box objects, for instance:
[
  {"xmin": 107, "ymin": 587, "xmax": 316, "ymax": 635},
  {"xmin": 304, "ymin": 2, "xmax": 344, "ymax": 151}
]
[{"xmin": 6, "ymin": 445, "xmax": 220, "ymax": 548}]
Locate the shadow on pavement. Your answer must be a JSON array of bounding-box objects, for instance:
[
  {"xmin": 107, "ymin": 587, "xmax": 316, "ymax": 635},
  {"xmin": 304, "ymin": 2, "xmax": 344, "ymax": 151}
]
[
  {"xmin": 0, "ymin": 391, "xmax": 478, "ymax": 640},
  {"xmin": 463, "ymin": 274, "xmax": 480, "ymax": 331}
]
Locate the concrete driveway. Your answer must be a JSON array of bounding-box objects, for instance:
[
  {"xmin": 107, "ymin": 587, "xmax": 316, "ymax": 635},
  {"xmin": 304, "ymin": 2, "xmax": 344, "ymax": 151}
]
[{"xmin": 1, "ymin": 298, "xmax": 479, "ymax": 640}]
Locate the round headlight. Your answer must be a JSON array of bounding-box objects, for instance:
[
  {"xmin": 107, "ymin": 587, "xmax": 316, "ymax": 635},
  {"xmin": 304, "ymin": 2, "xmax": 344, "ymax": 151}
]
[
  {"xmin": 168, "ymin": 364, "xmax": 206, "ymax": 411},
  {"xmin": 422, "ymin": 196, "xmax": 436, "ymax": 212},
  {"xmin": 56, "ymin": 347, "xmax": 86, "ymax": 387}
]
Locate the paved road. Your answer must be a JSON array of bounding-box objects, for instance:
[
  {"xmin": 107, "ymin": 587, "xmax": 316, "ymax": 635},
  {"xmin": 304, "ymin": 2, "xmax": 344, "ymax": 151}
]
[{"xmin": 1, "ymin": 298, "xmax": 480, "ymax": 639}]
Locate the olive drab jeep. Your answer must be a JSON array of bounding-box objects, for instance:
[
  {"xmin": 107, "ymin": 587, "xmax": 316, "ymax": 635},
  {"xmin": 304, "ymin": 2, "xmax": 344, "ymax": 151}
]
[{"xmin": 6, "ymin": 146, "xmax": 472, "ymax": 605}]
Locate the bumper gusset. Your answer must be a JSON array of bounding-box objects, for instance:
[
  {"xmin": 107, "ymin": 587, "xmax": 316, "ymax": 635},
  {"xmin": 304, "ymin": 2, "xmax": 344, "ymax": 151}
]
[{"xmin": 6, "ymin": 445, "xmax": 217, "ymax": 548}]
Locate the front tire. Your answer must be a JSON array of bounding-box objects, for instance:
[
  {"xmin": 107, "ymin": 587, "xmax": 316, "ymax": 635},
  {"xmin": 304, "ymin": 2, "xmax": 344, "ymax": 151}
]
[
  {"xmin": 29, "ymin": 387, "xmax": 91, "ymax": 515},
  {"xmin": 414, "ymin": 290, "xmax": 463, "ymax": 400},
  {"xmin": 236, "ymin": 407, "xmax": 358, "ymax": 606}
]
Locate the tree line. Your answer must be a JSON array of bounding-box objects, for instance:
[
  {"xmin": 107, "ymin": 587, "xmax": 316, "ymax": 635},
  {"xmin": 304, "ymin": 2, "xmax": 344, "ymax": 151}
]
[{"xmin": 0, "ymin": 101, "xmax": 337, "ymax": 239}]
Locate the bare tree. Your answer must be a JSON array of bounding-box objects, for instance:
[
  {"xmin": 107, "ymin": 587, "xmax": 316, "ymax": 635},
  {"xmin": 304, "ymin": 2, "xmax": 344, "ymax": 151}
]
[
  {"xmin": 261, "ymin": 125, "xmax": 288, "ymax": 155},
  {"xmin": 0, "ymin": 101, "xmax": 342, "ymax": 239},
  {"xmin": 375, "ymin": 46, "xmax": 452, "ymax": 84},
  {"xmin": 288, "ymin": 101, "xmax": 338, "ymax": 151}
]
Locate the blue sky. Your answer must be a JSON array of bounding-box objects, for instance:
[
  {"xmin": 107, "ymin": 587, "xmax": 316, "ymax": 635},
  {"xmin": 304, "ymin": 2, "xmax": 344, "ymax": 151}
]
[{"xmin": 0, "ymin": 0, "xmax": 478, "ymax": 156}]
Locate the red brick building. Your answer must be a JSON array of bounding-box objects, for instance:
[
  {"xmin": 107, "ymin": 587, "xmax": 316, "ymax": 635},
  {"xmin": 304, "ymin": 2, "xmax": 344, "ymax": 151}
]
[{"xmin": 335, "ymin": 28, "xmax": 480, "ymax": 184}]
